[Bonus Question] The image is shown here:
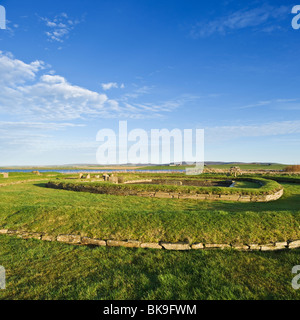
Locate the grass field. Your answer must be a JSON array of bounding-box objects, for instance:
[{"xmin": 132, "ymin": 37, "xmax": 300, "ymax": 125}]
[
  {"xmin": 0, "ymin": 236, "xmax": 300, "ymax": 300},
  {"xmin": 0, "ymin": 181, "xmax": 298, "ymax": 244},
  {"xmin": 0, "ymin": 173, "xmax": 300, "ymax": 299}
]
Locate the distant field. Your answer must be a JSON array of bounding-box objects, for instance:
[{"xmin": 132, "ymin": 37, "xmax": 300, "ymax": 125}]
[
  {"xmin": 140, "ymin": 164, "xmax": 287, "ymax": 171},
  {"xmin": 208, "ymin": 164, "xmax": 287, "ymax": 170}
]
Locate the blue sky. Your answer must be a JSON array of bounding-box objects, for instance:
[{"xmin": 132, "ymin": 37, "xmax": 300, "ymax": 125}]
[{"xmin": 0, "ymin": 0, "xmax": 299, "ymax": 165}]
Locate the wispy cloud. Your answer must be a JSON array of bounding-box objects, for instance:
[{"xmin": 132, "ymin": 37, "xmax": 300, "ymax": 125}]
[
  {"xmin": 206, "ymin": 120, "xmax": 300, "ymax": 143},
  {"xmin": 0, "ymin": 121, "xmax": 85, "ymax": 130},
  {"xmin": 191, "ymin": 5, "xmax": 290, "ymax": 37},
  {"xmin": 0, "ymin": 52, "xmax": 188, "ymax": 122},
  {"xmin": 239, "ymin": 98, "xmax": 300, "ymax": 109},
  {"xmin": 101, "ymin": 82, "xmax": 125, "ymax": 91},
  {"xmin": 41, "ymin": 13, "xmax": 82, "ymax": 42}
]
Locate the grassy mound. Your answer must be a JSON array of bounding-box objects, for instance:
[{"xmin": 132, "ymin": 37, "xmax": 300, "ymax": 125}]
[{"xmin": 46, "ymin": 176, "xmax": 282, "ymax": 197}]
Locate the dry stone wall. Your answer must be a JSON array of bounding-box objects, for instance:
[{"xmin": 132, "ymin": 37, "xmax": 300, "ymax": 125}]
[
  {"xmin": 47, "ymin": 181, "xmax": 284, "ymax": 202},
  {"xmin": 1, "ymin": 228, "xmax": 299, "ymax": 252}
]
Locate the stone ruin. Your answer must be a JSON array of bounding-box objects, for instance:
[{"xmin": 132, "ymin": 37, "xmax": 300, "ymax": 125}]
[
  {"xmin": 32, "ymin": 171, "xmax": 41, "ymax": 176},
  {"xmin": 109, "ymin": 176, "xmax": 119, "ymax": 184},
  {"xmin": 0, "ymin": 173, "xmax": 9, "ymax": 179},
  {"xmin": 102, "ymin": 174, "xmax": 110, "ymax": 181},
  {"xmin": 229, "ymin": 166, "xmax": 242, "ymax": 178},
  {"xmin": 103, "ymin": 174, "xmax": 118, "ymax": 184},
  {"xmin": 78, "ymin": 173, "xmax": 121, "ymax": 184},
  {"xmin": 79, "ymin": 173, "xmax": 91, "ymax": 179}
]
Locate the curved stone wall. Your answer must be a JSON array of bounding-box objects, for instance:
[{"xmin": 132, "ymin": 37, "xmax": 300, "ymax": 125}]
[
  {"xmin": 46, "ymin": 181, "xmax": 284, "ymax": 203},
  {"xmin": 1, "ymin": 228, "xmax": 299, "ymax": 252}
]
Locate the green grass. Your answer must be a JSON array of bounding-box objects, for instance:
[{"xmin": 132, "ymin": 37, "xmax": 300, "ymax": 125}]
[
  {"xmin": 0, "ymin": 173, "xmax": 300, "ymax": 300},
  {"xmin": 0, "ymin": 236, "xmax": 299, "ymax": 300},
  {"xmin": 0, "ymin": 172, "xmax": 63, "ymax": 184},
  {"xmin": 0, "ymin": 180, "xmax": 298, "ymax": 244},
  {"xmin": 233, "ymin": 181, "xmax": 261, "ymax": 189}
]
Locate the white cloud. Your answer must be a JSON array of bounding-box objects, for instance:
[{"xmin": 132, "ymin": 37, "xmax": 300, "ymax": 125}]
[
  {"xmin": 0, "ymin": 121, "xmax": 85, "ymax": 130},
  {"xmin": 41, "ymin": 13, "xmax": 81, "ymax": 43},
  {"xmin": 101, "ymin": 82, "xmax": 119, "ymax": 91},
  {"xmin": 0, "ymin": 52, "xmax": 183, "ymax": 121},
  {"xmin": 191, "ymin": 5, "xmax": 290, "ymax": 37},
  {"xmin": 0, "ymin": 51, "xmax": 44, "ymax": 85}
]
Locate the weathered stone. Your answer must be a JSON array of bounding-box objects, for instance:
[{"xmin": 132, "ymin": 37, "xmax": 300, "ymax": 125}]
[
  {"xmin": 229, "ymin": 166, "xmax": 242, "ymax": 177},
  {"xmin": 260, "ymin": 243, "xmax": 277, "ymax": 251},
  {"xmin": 109, "ymin": 176, "xmax": 119, "ymax": 184},
  {"xmin": 137, "ymin": 192, "xmax": 155, "ymax": 197},
  {"xmin": 141, "ymin": 243, "xmax": 162, "ymax": 250},
  {"xmin": 57, "ymin": 235, "xmax": 81, "ymax": 244},
  {"xmin": 239, "ymin": 196, "xmax": 251, "ymax": 202},
  {"xmin": 103, "ymin": 174, "xmax": 110, "ymax": 181},
  {"xmin": 0, "ymin": 229, "xmax": 8, "ymax": 235},
  {"xmin": 204, "ymin": 244, "xmax": 231, "ymax": 250},
  {"xmin": 155, "ymin": 192, "xmax": 172, "ymax": 199},
  {"xmin": 179, "ymin": 194, "xmax": 199, "ymax": 200},
  {"xmin": 7, "ymin": 230, "xmax": 20, "ymax": 236},
  {"xmin": 265, "ymin": 190, "xmax": 284, "ymax": 202},
  {"xmin": 117, "ymin": 177, "xmax": 125, "ymax": 184},
  {"xmin": 164, "ymin": 181, "xmax": 182, "ymax": 186},
  {"xmin": 0, "ymin": 173, "xmax": 9, "ymax": 178},
  {"xmin": 249, "ymin": 244, "xmax": 261, "ymax": 251},
  {"xmin": 81, "ymin": 237, "xmax": 106, "ymax": 246},
  {"xmin": 289, "ymin": 240, "xmax": 300, "ymax": 249},
  {"xmin": 107, "ymin": 240, "xmax": 141, "ymax": 248},
  {"xmin": 161, "ymin": 242, "xmax": 191, "ymax": 251},
  {"xmin": 21, "ymin": 232, "xmax": 42, "ymax": 240},
  {"xmin": 196, "ymin": 194, "xmax": 208, "ymax": 200},
  {"xmin": 274, "ymin": 242, "xmax": 288, "ymax": 250},
  {"xmin": 256, "ymin": 196, "xmax": 268, "ymax": 202},
  {"xmin": 220, "ymin": 195, "xmax": 240, "ymax": 201},
  {"xmin": 42, "ymin": 234, "xmax": 57, "ymax": 242},
  {"xmin": 125, "ymin": 179, "xmax": 153, "ymax": 184},
  {"xmin": 231, "ymin": 244, "xmax": 250, "ymax": 251},
  {"xmin": 191, "ymin": 243, "xmax": 204, "ymax": 250},
  {"xmin": 207, "ymin": 195, "xmax": 221, "ymax": 201}
]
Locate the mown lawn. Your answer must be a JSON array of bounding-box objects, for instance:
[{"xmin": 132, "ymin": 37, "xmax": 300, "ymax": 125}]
[
  {"xmin": 0, "ymin": 236, "xmax": 299, "ymax": 300},
  {"xmin": 0, "ymin": 181, "xmax": 299, "ymax": 244}
]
